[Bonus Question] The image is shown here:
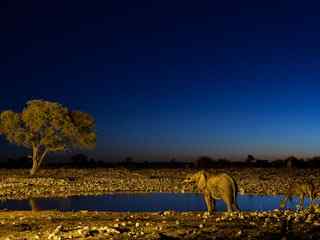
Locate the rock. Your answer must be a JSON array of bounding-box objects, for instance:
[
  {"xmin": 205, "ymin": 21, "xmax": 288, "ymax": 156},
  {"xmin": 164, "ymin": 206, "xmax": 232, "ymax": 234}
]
[
  {"xmin": 162, "ymin": 210, "xmax": 174, "ymax": 216},
  {"xmin": 305, "ymin": 214, "xmax": 314, "ymax": 223},
  {"xmin": 313, "ymin": 221, "xmax": 320, "ymax": 226},
  {"xmin": 265, "ymin": 218, "xmax": 271, "ymax": 223}
]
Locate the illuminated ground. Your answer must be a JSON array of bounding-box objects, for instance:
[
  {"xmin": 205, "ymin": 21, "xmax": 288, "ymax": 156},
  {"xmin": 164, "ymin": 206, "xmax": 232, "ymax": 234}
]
[{"xmin": 0, "ymin": 208, "xmax": 320, "ymax": 239}]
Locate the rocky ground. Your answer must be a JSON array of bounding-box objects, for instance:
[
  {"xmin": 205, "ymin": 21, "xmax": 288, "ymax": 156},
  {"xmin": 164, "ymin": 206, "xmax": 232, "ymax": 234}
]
[
  {"xmin": 0, "ymin": 167, "xmax": 319, "ymax": 239},
  {"xmin": 0, "ymin": 207, "xmax": 320, "ymax": 239},
  {"xmin": 0, "ymin": 168, "xmax": 319, "ymax": 199}
]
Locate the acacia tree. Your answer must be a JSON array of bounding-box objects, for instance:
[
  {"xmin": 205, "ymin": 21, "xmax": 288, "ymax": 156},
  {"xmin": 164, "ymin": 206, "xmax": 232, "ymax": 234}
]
[{"xmin": 0, "ymin": 100, "xmax": 96, "ymax": 175}]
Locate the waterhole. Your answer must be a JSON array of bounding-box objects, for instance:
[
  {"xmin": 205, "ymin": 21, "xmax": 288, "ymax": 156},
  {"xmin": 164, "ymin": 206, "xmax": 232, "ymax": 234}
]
[{"xmin": 0, "ymin": 193, "xmax": 317, "ymax": 212}]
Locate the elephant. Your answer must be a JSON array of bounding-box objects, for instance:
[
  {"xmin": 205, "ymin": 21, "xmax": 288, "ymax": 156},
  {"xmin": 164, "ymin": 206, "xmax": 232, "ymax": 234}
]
[
  {"xmin": 280, "ymin": 180, "xmax": 316, "ymax": 210},
  {"xmin": 183, "ymin": 171, "xmax": 240, "ymax": 213}
]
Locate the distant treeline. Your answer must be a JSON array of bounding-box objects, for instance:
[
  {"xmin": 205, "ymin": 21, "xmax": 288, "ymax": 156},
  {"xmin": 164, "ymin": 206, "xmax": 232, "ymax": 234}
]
[{"xmin": 0, "ymin": 154, "xmax": 320, "ymax": 169}]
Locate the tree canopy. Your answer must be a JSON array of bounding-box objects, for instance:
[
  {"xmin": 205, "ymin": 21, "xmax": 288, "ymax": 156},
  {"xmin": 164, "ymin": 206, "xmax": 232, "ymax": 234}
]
[{"xmin": 0, "ymin": 99, "xmax": 96, "ymax": 175}]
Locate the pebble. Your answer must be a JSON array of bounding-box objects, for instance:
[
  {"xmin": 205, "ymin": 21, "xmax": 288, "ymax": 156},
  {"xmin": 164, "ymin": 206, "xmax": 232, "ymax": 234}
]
[
  {"xmin": 313, "ymin": 221, "xmax": 320, "ymax": 226},
  {"xmin": 265, "ymin": 218, "xmax": 271, "ymax": 223}
]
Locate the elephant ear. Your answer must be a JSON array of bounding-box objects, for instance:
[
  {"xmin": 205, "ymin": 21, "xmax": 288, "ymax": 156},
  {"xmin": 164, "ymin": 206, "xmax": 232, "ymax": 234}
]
[{"xmin": 197, "ymin": 171, "xmax": 208, "ymax": 191}]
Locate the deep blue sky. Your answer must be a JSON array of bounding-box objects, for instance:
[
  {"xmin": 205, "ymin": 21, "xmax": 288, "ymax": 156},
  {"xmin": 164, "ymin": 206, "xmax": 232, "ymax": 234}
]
[{"xmin": 1, "ymin": 0, "xmax": 320, "ymax": 161}]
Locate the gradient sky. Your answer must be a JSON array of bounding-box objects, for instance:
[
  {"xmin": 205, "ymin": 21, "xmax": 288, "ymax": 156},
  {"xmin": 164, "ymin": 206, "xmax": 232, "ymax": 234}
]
[{"xmin": 1, "ymin": 0, "xmax": 320, "ymax": 161}]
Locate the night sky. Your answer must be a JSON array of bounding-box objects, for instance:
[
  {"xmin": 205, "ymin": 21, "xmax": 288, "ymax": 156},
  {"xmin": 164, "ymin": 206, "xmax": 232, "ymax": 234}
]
[{"xmin": 1, "ymin": 0, "xmax": 320, "ymax": 161}]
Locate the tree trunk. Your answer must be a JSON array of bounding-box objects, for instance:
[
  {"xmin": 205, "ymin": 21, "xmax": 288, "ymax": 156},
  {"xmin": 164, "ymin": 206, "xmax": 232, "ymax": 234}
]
[
  {"xmin": 30, "ymin": 146, "xmax": 48, "ymax": 176},
  {"xmin": 30, "ymin": 154, "xmax": 40, "ymax": 176}
]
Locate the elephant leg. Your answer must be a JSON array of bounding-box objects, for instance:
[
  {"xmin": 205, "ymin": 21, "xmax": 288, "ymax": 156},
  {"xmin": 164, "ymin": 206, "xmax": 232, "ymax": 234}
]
[
  {"xmin": 299, "ymin": 195, "xmax": 304, "ymax": 210},
  {"xmin": 223, "ymin": 197, "xmax": 233, "ymax": 212},
  {"xmin": 232, "ymin": 202, "xmax": 240, "ymax": 211},
  {"xmin": 309, "ymin": 197, "xmax": 314, "ymax": 207},
  {"xmin": 280, "ymin": 197, "xmax": 288, "ymax": 209},
  {"xmin": 204, "ymin": 194, "xmax": 213, "ymax": 214},
  {"xmin": 309, "ymin": 192, "xmax": 314, "ymax": 207},
  {"xmin": 212, "ymin": 199, "xmax": 216, "ymax": 212}
]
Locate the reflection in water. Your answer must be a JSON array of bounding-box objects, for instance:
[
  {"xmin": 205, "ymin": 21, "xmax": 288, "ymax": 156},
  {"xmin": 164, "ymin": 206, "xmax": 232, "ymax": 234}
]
[
  {"xmin": 0, "ymin": 193, "xmax": 318, "ymax": 212},
  {"xmin": 29, "ymin": 198, "xmax": 71, "ymax": 211},
  {"xmin": 29, "ymin": 199, "xmax": 40, "ymax": 211}
]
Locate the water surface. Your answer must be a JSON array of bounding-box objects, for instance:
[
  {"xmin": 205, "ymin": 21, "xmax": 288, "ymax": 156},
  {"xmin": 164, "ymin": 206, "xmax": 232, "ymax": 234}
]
[{"xmin": 0, "ymin": 193, "xmax": 317, "ymax": 212}]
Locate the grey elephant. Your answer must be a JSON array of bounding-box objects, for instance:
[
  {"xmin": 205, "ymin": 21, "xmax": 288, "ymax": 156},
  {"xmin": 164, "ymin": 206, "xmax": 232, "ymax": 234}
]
[{"xmin": 183, "ymin": 170, "xmax": 240, "ymax": 213}]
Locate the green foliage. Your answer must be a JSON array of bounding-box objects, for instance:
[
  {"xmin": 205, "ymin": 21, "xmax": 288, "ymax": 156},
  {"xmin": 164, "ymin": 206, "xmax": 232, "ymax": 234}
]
[{"xmin": 0, "ymin": 99, "xmax": 96, "ymax": 174}]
